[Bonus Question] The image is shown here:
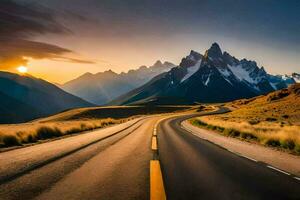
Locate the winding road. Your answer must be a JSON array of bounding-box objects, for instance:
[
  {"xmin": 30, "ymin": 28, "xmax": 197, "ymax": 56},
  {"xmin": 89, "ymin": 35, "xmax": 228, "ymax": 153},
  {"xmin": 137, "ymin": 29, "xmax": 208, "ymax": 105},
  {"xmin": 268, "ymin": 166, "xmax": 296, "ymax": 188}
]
[{"xmin": 0, "ymin": 108, "xmax": 299, "ymax": 200}]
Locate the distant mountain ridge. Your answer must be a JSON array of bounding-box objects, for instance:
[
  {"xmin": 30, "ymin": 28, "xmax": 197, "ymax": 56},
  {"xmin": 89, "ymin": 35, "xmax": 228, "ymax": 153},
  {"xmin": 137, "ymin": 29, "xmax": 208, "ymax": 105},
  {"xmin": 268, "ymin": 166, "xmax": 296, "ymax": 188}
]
[
  {"xmin": 110, "ymin": 43, "xmax": 293, "ymax": 105},
  {"xmin": 61, "ymin": 61, "xmax": 175, "ymax": 105},
  {"xmin": 0, "ymin": 71, "xmax": 93, "ymax": 123}
]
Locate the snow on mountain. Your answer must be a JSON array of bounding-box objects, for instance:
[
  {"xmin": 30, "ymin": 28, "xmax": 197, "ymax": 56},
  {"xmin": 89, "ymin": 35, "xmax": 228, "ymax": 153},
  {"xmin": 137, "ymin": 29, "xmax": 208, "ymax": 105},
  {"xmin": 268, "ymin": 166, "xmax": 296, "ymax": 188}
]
[
  {"xmin": 181, "ymin": 60, "xmax": 202, "ymax": 83},
  {"xmin": 282, "ymin": 73, "xmax": 300, "ymax": 83},
  {"xmin": 292, "ymin": 73, "xmax": 300, "ymax": 83},
  {"xmin": 111, "ymin": 42, "xmax": 291, "ymax": 105}
]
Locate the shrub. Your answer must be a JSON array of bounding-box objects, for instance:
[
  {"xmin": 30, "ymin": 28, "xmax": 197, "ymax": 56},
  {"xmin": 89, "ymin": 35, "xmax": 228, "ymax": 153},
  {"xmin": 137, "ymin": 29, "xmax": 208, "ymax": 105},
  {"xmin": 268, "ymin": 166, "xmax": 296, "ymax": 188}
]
[
  {"xmin": 26, "ymin": 134, "xmax": 37, "ymax": 143},
  {"xmin": 2, "ymin": 135, "xmax": 21, "ymax": 147},
  {"xmin": 215, "ymin": 126, "xmax": 225, "ymax": 132},
  {"xmin": 266, "ymin": 117, "xmax": 277, "ymax": 122},
  {"xmin": 280, "ymin": 139, "xmax": 295, "ymax": 150},
  {"xmin": 192, "ymin": 120, "xmax": 207, "ymax": 127},
  {"xmin": 224, "ymin": 128, "xmax": 240, "ymax": 137},
  {"xmin": 65, "ymin": 127, "xmax": 81, "ymax": 134},
  {"xmin": 282, "ymin": 115, "xmax": 289, "ymax": 119},
  {"xmin": 248, "ymin": 120, "xmax": 260, "ymax": 125},
  {"xmin": 241, "ymin": 132, "xmax": 258, "ymax": 140},
  {"xmin": 36, "ymin": 126, "xmax": 62, "ymax": 140},
  {"xmin": 265, "ymin": 138, "xmax": 281, "ymax": 147}
]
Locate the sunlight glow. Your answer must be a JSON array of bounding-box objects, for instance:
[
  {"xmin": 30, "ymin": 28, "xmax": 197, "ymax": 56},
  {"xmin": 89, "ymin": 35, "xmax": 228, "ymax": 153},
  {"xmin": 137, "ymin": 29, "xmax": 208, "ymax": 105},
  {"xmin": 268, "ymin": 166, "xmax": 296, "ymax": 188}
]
[{"xmin": 17, "ymin": 66, "xmax": 28, "ymax": 74}]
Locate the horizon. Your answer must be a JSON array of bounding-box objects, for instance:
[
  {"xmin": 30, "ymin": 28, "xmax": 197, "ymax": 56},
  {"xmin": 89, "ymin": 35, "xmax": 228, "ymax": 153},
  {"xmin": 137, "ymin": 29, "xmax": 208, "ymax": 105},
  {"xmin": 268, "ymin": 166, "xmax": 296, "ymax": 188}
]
[{"xmin": 1, "ymin": 0, "xmax": 300, "ymax": 83}]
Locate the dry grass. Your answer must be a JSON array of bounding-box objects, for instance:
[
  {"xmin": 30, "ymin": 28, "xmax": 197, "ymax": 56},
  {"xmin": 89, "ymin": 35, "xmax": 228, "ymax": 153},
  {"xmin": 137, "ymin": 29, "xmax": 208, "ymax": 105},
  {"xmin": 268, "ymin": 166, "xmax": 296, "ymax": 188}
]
[
  {"xmin": 225, "ymin": 84, "xmax": 300, "ymax": 125},
  {"xmin": 190, "ymin": 118, "xmax": 300, "ymax": 154},
  {"xmin": 0, "ymin": 118, "xmax": 128, "ymax": 148},
  {"xmin": 0, "ymin": 105, "xmax": 192, "ymax": 148},
  {"xmin": 190, "ymin": 84, "xmax": 300, "ymax": 154}
]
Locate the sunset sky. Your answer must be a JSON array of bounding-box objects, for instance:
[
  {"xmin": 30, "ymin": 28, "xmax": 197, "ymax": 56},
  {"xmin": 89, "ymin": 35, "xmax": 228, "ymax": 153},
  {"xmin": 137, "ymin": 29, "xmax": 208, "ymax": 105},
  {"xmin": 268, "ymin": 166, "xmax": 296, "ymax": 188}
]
[{"xmin": 1, "ymin": 0, "xmax": 300, "ymax": 83}]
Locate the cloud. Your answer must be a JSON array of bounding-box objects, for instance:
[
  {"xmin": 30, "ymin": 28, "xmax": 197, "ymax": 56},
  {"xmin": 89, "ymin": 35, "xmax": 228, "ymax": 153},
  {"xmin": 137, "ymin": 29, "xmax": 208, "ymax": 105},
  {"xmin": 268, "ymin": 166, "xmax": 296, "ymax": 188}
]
[{"xmin": 0, "ymin": 0, "xmax": 94, "ymax": 69}]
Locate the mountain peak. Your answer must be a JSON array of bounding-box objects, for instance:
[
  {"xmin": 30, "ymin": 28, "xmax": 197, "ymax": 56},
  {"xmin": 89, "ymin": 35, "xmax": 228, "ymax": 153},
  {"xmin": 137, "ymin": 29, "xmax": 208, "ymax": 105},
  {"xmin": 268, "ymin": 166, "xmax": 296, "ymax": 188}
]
[
  {"xmin": 153, "ymin": 60, "xmax": 163, "ymax": 66},
  {"xmin": 204, "ymin": 42, "xmax": 222, "ymax": 60},
  {"xmin": 103, "ymin": 69, "xmax": 117, "ymax": 75}
]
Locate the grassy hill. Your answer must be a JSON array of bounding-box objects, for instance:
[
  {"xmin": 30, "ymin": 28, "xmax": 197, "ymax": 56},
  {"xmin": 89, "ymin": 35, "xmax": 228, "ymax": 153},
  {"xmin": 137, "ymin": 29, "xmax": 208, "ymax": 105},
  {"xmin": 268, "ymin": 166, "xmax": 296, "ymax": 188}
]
[
  {"xmin": 191, "ymin": 83, "xmax": 300, "ymax": 154},
  {"xmin": 226, "ymin": 83, "xmax": 300, "ymax": 125}
]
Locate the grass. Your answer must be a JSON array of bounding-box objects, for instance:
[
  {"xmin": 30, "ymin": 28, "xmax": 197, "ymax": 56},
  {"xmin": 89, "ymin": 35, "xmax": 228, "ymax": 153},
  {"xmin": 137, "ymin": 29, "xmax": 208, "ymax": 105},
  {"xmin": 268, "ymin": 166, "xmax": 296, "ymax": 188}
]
[
  {"xmin": 190, "ymin": 118, "xmax": 300, "ymax": 154},
  {"xmin": 225, "ymin": 83, "xmax": 300, "ymax": 125},
  {"xmin": 0, "ymin": 118, "xmax": 129, "ymax": 148},
  {"xmin": 190, "ymin": 84, "xmax": 300, "ymax": 154},
  {"xmin": 0, "ymin": 105, "xmax": 193, "ymax": 148}
]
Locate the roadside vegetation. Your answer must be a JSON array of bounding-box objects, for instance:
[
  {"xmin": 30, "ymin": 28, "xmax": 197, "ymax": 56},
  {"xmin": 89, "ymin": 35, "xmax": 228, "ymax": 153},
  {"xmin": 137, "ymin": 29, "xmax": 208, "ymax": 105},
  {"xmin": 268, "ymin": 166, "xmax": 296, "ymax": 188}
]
[
  {"xmin": 190, "ymin": 84, "xmax": 300, "ymax": 154},
  {"xmin": 0, "ymin": 118, "xmax": 129, "ymax": 148},
  {"xmin": 0, "ymin": 105, "xmax": 192, "ymax": 148}
]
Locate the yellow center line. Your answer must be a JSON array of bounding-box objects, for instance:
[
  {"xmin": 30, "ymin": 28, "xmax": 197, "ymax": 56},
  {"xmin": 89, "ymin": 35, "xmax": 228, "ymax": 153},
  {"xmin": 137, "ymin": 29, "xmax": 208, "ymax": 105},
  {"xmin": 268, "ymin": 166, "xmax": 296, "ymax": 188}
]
[
  {"xmin": 152, "ymin": 136, "xmax": 158, "ymax": 150},
  {"xmin": 150, "ymin": 160, "xmax": 166, "ymax": 200}
]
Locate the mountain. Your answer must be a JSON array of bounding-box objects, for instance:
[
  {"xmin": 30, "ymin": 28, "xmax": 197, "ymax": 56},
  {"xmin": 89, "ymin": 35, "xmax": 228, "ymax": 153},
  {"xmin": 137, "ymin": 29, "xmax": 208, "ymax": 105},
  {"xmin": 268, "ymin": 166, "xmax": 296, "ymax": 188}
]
[
  {"xmin": 267, "ymin": 72, "xmax": 300, "ymax": 90},
  {"xmin": 111, "ymin": 43, "xmax": 288, "ymax": 105},
  {"xmin": 61, "ymin": 60, "xmax": 175, "ymax": 105},
  {"xmin": 0, "ymin": 71, "xmax": 93, "ymax": 124},
  {"xmin": 291, "ymin": 73, "xmax": 300, "ymax": 83}
]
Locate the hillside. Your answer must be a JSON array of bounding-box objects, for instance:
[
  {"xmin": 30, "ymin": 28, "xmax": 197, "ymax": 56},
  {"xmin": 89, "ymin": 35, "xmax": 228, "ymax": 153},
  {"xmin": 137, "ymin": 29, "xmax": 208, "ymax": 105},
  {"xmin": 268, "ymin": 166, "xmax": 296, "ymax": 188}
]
[
  {"xmin": 62, "ymin": 60, "xmax": 175, "ymax": 105},
  {"xmin": 0, "ymin": 71, "xmax": 93, "ymax": 124},
  {"xmin": 225, "ymin": 83, "xmax": 300, "ymax": 125},
  {"xmin": 111, "ymin": 43, "xmax": 289, "ymax": 105},
  {"xmin": 192, "ymin": 84, "xmax": 300, "ymax": 153}
]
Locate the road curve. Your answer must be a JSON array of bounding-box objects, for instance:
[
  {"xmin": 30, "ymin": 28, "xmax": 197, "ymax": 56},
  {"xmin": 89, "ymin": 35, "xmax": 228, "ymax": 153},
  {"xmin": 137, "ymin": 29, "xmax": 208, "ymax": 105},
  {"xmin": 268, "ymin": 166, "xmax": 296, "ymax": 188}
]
[
  {"xmin": 158, "ymin": 111, "xmax": 300, "ymax": 200},
  {"xmin": 1, "ymin": 107, "xmax": 299, "ymax": 200}
]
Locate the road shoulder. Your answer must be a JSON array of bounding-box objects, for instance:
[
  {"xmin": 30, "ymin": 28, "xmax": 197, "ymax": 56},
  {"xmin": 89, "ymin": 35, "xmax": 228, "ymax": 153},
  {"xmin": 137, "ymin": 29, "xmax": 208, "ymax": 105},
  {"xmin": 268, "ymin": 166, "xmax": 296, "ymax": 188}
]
[{"xmin": 182, "ymin": 120, "xmax": 300, "ymax": 177}]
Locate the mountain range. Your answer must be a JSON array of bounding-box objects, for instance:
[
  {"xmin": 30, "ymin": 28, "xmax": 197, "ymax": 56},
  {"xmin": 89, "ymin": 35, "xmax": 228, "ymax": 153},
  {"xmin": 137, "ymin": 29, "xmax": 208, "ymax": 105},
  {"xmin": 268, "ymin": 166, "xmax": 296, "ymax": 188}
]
[
  {"xmin": 61, "ymin": 61, "xmax": 175, "ymax": 105},
  {"xmin": 110, "ymin": 43, "xmax": 297, "ymax": 105},
  {"xmin": 1, "ymin": 42, "xmax": 298, "ymax": 123},
  {"xmin": 0, "ymin": 72, "xmax": 93, "ymax": 123}
]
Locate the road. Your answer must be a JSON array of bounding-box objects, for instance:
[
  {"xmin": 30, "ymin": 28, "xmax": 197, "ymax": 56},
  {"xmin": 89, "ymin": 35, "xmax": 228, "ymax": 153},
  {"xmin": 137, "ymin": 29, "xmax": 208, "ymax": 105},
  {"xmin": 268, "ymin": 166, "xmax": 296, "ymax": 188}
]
[
  {"xmin": 0, "ymin": 117, "xmax": 155, "ymax": 200},
  {"xmin": 0, "ymin": 109, "xmax": 299, "ymax": 200},
  {"xmin": 158, "ymin": 112, "xmax": 300, "ymax": 200}
]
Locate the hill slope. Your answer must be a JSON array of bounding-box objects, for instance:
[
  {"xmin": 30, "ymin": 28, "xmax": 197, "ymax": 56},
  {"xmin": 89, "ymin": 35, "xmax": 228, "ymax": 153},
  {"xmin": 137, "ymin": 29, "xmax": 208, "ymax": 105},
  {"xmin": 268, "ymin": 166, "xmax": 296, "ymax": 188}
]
[
  {"xmin": 226, "ymin": 83, "xmax": 300, "ymax": 125},
  {"xmin": 0, "ymin": 71, "xmax": 93, "ymax": 123}
]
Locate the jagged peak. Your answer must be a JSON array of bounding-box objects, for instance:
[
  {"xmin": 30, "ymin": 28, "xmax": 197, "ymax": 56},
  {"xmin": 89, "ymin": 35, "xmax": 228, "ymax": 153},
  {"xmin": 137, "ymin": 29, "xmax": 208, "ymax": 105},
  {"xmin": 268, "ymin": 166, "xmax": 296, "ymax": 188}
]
[
  {"xmin": 187, "ymin": 50, "xmax": 202, "ymax": 61},
  {"xmin": 103, "ymin": 69, "xmax": 117, "ymax": 75},
  {"xmin": 163, "ymin": 61, "xmax": 175, "ymax": 66},
  {"xmin": 203, "ymin": 42, "xmax": 223, "ymax": 61}
]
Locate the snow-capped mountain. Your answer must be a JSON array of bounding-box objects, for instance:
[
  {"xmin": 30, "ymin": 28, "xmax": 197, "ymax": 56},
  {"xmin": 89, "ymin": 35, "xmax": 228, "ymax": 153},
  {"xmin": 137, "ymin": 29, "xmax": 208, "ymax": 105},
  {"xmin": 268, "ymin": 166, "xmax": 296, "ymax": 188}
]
[
  {"xmin": 291, "ymin": 73, "xmax": 300, "ymax": 83},
  {"xmin": 62, "ymin": 61, "xmax": 175, "ymax": 105},
  {"xmin": 279, "ymin": 73, "xmax": 299, "ymax": 84},
  {"xmin": 111, "ymin": 43, "xmax": 288, "ymax": 105}
]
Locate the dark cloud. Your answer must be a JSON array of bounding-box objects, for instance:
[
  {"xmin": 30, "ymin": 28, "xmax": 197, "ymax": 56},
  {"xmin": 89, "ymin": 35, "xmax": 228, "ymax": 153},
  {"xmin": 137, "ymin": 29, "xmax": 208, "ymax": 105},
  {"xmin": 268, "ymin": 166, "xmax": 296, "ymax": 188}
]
[{"xmin": 0, "ymin": 0, "xmax": 94, "ymax": 69}]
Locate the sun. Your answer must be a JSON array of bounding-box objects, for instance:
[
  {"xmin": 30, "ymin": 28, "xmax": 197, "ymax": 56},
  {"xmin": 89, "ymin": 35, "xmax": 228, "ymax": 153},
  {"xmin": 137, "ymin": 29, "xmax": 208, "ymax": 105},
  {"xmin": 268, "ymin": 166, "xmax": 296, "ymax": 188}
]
[{"xmin": 17, "ymin": 66, "xmax": 28, "ymax": 74}]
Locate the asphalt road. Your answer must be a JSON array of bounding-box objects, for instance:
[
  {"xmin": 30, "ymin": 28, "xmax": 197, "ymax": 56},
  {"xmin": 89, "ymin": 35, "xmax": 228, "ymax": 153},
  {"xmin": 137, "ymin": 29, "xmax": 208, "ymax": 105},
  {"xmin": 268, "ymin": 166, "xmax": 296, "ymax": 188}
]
[
  {"xmin": 0, "ymin": 108, "xmax": 299, "ymax": 200},
  {"xmin": 158, "ymin": 113, "xmax": 300, "ymax": 200},
  {"xmin": 0, "ymin": 117, "xmax": 155, "ymax": 200}
]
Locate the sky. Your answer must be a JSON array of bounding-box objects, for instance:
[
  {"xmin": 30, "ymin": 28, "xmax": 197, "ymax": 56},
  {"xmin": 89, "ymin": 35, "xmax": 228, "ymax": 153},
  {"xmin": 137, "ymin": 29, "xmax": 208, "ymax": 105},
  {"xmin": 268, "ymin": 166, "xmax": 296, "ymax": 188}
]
[{"xmin": 1, "ymin": 0, "xmax": 299, "ymax": 83}]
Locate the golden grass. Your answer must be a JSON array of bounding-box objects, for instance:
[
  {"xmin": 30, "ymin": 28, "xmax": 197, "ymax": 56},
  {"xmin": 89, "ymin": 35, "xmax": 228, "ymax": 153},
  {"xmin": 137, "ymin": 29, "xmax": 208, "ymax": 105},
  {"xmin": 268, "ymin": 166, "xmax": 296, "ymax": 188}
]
[
  {"xmin": 190, "ymin": 117, "xmax": 300, "ymax": 153},
  {"xmin": 0, "ymin": 118, "xmax": 129, "ymax": 148},
  {"xmin": 0, "ymin": 105, "xmax": 193, "ymax": 148},
  {"xmin": 225, "ymin": 84, "xmax": 300, "ymax": 125},
  {"xmin": 190, "ymin": 84, "xmax": 300, "ymax": 154}
]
